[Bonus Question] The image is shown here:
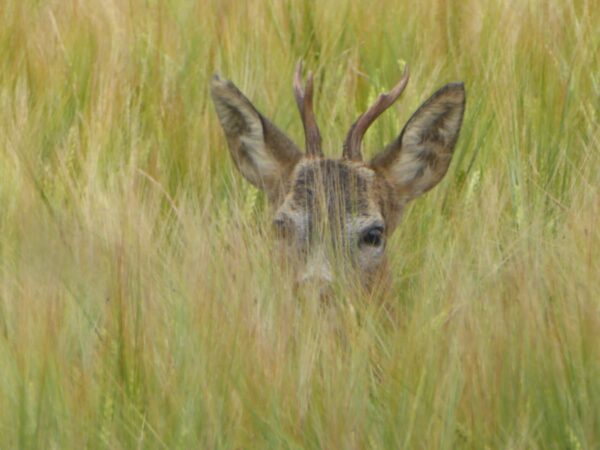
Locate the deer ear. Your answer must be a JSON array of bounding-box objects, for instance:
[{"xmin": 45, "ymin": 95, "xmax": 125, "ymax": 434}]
[
  {"xmin": 370, "ymin": 83, "xmax": 465, "ymax": 202},
  {"xmin": 210, "ymin": 75, "xmax": 303, "ymax": 201}
]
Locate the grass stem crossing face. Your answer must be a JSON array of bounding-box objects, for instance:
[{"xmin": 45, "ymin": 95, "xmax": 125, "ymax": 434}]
[{"xmin": 211, "ymin": 63, "xmax": 465, "ymax": 291}]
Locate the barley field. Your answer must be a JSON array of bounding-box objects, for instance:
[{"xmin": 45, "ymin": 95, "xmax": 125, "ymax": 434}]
[{"xmin": 0, "ymin": 0, "xmax": 599, "ymax": 448}]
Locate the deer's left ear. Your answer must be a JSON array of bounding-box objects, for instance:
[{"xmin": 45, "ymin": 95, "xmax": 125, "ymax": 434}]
[{"xmin": 370, "ymin": 83, "xmax": 465, "ymax": 202}]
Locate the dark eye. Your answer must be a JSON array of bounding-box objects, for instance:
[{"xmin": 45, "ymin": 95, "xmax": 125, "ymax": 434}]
[
  {"xmin": 360, "ymin": 226, "xmax": 384, "ymax": 247},
  {"xmin": 273, "ymin": 217, "xmax": 291, "ymax": 239}
]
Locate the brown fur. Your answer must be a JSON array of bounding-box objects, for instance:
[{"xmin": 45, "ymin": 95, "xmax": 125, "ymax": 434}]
[{"xmin": 210, "ymin": 71, "xmax": 466, "ymax": 292}]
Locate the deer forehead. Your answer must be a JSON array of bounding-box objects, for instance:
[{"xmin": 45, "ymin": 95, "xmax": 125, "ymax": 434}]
[{"xmin": 276, "ymin": 158, "xmax": 384, "ymax": 232}]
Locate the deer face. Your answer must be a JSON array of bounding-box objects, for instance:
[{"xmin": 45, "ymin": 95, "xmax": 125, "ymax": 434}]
[
  {"xmin": 274, "ymin": 158, "xmax": 387, "ymax": 290},
  {"xmin": 210, "ymin": 64, "xmax": 465, "ymax": 292}
]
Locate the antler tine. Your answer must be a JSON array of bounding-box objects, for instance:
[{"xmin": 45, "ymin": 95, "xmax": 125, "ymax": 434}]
[
  {"xmin": 343, "ymin": 66, "xmax": 410, "ymax": 161},
  {"xmin": 293, "ymin": 61, "xmax": 323, "ymax": 157}
]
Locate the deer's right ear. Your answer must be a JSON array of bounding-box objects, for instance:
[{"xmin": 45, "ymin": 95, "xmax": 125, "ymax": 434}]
[{"xmin": 210, "ymin": 75, "xmax": 303, "ymax": 201}]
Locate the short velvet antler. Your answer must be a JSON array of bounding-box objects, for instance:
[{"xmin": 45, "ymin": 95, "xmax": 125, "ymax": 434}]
[{"xmin": 293, "ymin": 61, "xmax": 323, "ymax": 157}]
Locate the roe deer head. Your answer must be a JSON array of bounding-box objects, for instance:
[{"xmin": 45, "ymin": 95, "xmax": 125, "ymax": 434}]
[{"xmin": 210, "ymin": 63, "xmax": 465, "ymax": 293}]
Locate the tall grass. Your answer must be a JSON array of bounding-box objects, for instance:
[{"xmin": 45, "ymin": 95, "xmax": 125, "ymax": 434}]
[{"xmin": 0, "ymin": 0, "xmax": 599, "ymax": 448}]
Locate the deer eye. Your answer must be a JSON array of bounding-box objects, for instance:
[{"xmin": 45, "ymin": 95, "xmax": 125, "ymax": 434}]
[
  {"xmin": 360, "ymin": 226, "xmax": 384, "ymax": 247},
  {"xmin": 273, "ymin": 217, "xmax": 292, "ymax": 239}
]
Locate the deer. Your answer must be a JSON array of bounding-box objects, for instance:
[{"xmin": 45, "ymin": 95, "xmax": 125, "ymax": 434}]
[{"xmin": 210, "ymin": 62, "xmax": 465, "ymax": 296}]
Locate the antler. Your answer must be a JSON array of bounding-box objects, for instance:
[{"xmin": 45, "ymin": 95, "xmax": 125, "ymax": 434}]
[
  {"xmin": 293, "ymin": 61, "xmax": 323, "ymax": 157},
  {"xmin": 342, "ymin": 66, "xmax": 410, "ymax": 161}
]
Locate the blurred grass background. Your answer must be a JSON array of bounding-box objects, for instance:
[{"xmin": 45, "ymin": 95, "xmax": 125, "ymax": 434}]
[{"xmin": 0, "ymin": 0, "xmax": 599, "ymax": 448}]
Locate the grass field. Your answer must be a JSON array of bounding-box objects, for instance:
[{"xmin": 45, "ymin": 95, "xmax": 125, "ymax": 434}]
[{"xmin": 1, "ymin": 0, "xmax": 599, "ymax": 448}]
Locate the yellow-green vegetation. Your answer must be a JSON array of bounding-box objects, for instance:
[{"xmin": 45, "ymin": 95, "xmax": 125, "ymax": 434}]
[{"xmin": 1, "ymin": 0, "xmax": 599, "ymax": 448}]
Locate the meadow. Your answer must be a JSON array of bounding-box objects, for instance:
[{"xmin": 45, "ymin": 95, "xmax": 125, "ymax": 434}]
[{"xmin": 0, "ymin": 0, "xmax": 599, "ymax": 448}]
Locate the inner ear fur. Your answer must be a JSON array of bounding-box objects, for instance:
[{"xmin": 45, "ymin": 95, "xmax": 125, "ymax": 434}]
[{"xmin": 370, "ymin": 82, "xmax": 466, "ymax": 202}]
